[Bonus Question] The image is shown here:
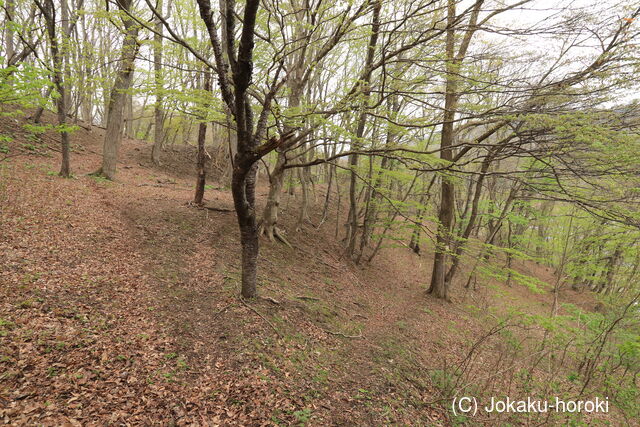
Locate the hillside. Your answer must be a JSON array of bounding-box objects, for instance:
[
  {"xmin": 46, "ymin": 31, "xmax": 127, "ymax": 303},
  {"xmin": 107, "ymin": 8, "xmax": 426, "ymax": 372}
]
[{"xmin": 0, "ymin": 112, "xmax": 616, "ymax": 426}]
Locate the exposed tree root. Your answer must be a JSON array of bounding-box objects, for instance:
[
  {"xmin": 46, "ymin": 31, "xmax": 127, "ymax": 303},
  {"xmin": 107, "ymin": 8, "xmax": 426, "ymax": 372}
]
[
  {"xmin": 259, "ymin": 223, "xmax": 293, "ymax": 248},
  {"xmin": 185, "ymin": 201, "xmax": 233, "ymax": 212},
  {"xmin": 273, "ymin": 227, "xmax": 293, "ymax": 248}
]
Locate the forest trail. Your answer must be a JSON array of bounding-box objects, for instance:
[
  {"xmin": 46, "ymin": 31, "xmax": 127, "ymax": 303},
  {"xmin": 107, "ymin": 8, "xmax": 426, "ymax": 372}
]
[{"xmin": 0, "ymin": 113, "xmax": 598, "ymax": 425}]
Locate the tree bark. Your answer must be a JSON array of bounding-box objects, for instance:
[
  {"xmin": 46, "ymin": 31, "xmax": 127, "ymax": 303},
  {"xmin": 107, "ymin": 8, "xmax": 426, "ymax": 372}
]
[
  {"xmin": 261, "ymin": 150, "xmax": 287, "ymax": 242},
  {"xmin": 151, "ymin": 0, "xmax": 165, "ymax": 165},
  {"xmin": 194, "ymin": 71, "xmax": 212, "ymax": 205},
  {"xmin": 597, "ymin": 244, "xmax": 623, "ymax": 294},
  {"xmin": 97, "ymin": 0, "xmax": 139, "ymax": 180},
  {"xmin": 198, "ymin": 0, "xmax": 279, "ymax": 298},
  {"xmin": 4, "ymin": 0, "xmax": 15, "ymax": 66},
  {"xmin": 428, "ymin": 0, "xmax": 458, "ymax": 300},
  {"xmin": 260, "ymin": 2, "xmax": 307, "ymax": 241},
  {"xmin": 79, "ymin": 7, "xmax": 93, "ymax": 124},
  {"xmin": 35, "ymin": 0, "xmax": 71, "ymax": 177},
  {"xmin": 345, "ymin": 0, "xmax": 381, "ymax": 259},
  {"xmin": 428, "ymin": 0, "xmax": 485, "ymax": 299}
]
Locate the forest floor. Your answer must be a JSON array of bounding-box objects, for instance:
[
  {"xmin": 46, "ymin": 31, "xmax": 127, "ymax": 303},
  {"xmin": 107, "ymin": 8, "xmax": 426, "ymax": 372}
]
[{"xmin": 0, "ymin": 111, "xmax": 600, "ymax": 425}]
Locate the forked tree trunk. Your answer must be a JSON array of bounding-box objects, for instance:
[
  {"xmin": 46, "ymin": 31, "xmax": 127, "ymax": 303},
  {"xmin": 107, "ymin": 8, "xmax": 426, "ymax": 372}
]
[
  {"xmin": 260, "ymin": 74, "xmax": 302, "ymax": 241},
  {"xmin": 198, "ymin": 0, "xmax": 297, "ymax": 298},
  {"xmin": 359, "ymin": 93, "xmax": 399, "ymax": 258},
  {"xmin": 261, "ymin": 151, "xmax": 287, "ymax": 241},
  {"xmin": 197, "ymin": 0, "xmax": 265, "ymax": 298},
  {"xmin": 345, "ymin": 0, "xmax": 381, "ymax": 258},
  {"xmin": 429, "ymin": 0, "xmax": 490, "ymax": 299}
]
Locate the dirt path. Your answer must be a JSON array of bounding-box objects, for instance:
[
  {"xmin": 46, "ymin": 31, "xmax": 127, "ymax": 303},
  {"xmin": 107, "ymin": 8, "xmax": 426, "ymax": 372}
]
[
  {"xmin": 0, "ymin": 137, "xmax": 476, "ymax": 425},
  {"xmin": 2, "ymin": 114, "xmax": 596, "ymax": 425}
]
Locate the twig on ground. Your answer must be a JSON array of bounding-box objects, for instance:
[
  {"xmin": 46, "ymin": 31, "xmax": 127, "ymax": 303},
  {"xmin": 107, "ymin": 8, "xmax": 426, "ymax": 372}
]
[
  {"xmin": 138, "ymin": 183, "xmax": 173, "ymax": 188},
  {"xmin": 203, "ymin": 206, "xmax": 233, "ymax": 213},
  {"xmin": 296, "ymin": 295, "xmax": 320, "ymax": 302},
  {"xmin": 240, "ymin": 298, "xmax": 283, "ymax": 338},
  {"xmin": 213, "ymin": 303, "xmax": 233, "ymax": 317},
  {"xmin": 186, "ymin": 201, "xmax": 233, "ymax": 212},
  {"xmin": 261, "ymin": 296, "xmax": 281, "ymax": 304},
  {"xmin": 321, "ymin": 328, "xmax": 363, "ymax": 339}
]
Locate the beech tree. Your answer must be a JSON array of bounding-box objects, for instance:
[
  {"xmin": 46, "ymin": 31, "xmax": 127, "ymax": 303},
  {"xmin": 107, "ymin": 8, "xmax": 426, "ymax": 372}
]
[
  {"xmin": 95, "ymin": 0, "xmax": 139, "ymax": 180},
  {"xmin": 34, "ymin": 0, "xmax": 71, "ymax": 177},
  {"xmin": 3, "ymin": 0, "xmax": 639, "ymax": 306},
  {"xmin": 151, "ymin": 0, "xmax": 166, "ymax": 165},
  {"xmin": 194, "ymin": 0, "xmax": 296, "ymax": 297}
]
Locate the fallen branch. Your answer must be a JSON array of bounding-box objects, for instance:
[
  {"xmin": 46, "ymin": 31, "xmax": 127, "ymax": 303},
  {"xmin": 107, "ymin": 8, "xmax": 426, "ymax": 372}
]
[
  {"xmin": 213, "ymin": 303, "xmax": 233, "ymax": 317},
  {"xmin": 351, "ymin": 313, "xmax": 369, "ymax": 320},
  {"xmin": 296, "ymin": 295, "xmax": 320, "ymax": 302},
  {"xmin": 322, "ymin": 328, "xmax": 363, "ymax": 339},
  {"xmin": 240, "ymin": 298, "xmax": 283, "ymax": 338},
  {"xmin": 204, "ymin": 206, "xmax": 233, "ymax": 213},
  {"xmin": 137, "ymin": 183, "xmax": 173, "ymax": 188},
  {"xmin": 186, "ymin": 201, "xmax": 234, "ymax": 212},
  {"xmin": 0, "ymin": 152, "xmax": 25, "ymax": 163}
]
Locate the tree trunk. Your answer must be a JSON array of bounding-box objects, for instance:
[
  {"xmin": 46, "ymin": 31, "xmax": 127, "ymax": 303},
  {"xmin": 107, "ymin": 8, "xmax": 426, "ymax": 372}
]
[
  {"xmin": 261, "ymin": 151, "xmax": 287, "ymax": 241},
  {"xmin": 4, "ymin": 0, "xmax": 15, "ymax": 66},
  {"xmin": 597, "ymin": 244, "xmax": 623, "ymax": 294},
  {"xmin": 444, "ymin": 145, "xmax": 505, "ymax": 285},
  {"xmin": 345, "ymin": 0, "xmax": 381, "ymax": 258},
  {"xmin": 151, "ymin": 0, "xmax": 164, "ymax": 165},
  {"xmin": 198, "ymin": 0, "xmax": 299, "ymax": 298},
  {"xmin": 97, "ymin": 0, "xmax": 138, "ymax": 180},
  {"xmin": 194, "ymin": 72, "xmax": 211, "ymax": 205},
  {"xmin": 233, "ymin": 160, "xmax": 260, "ymax": 298},
  {"xmin": 260, "ymin": 71, "xmax": 301, "ymax": 241},
  {"xmin": 296, "ymin": 164, "xmax": 310, "ymax": 230},
  {"xmin": 359, "ymin": 97, "xmax": 397, "ymax": 259},
  {"xmin": 428, "ymin": 0, "xmax": 457, "ymax": 300},
  {"xmin": 35, "ymin": 0, "xmax": 71, "ymax": 177},
  {"xmin": 79, "ymin": 8, "xmax": 93, "ymax": 125},
  {"xmin": 320, "ymin": 142, "xmax": 337, "ymax": 224},
  {"xmin": 536, "ymin": 200, "xmax": 554, "ymax": 261},
  {"xmin": 428, "ymin": 0, "xmax": 487, "ymax": 298},
  {"xmin": 32, "ymin": 85, "xmax": 53, "ymax": 124},
  {"xmin": 218, "ymin": 0, "xmax": 237, "ymax": 182}
]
